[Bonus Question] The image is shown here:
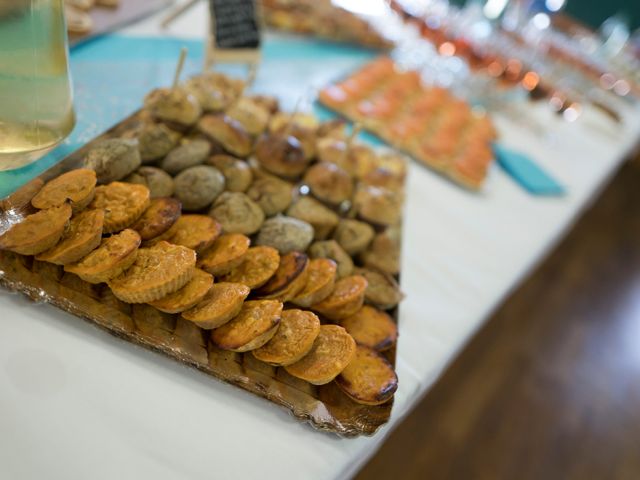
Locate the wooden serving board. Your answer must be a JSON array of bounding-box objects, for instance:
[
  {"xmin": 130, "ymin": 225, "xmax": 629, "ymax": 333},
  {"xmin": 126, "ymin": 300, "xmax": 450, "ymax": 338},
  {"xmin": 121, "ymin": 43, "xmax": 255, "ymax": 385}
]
[{"xmin": 0, "ymin": 110, "xmax": 403, "ymax": 437}]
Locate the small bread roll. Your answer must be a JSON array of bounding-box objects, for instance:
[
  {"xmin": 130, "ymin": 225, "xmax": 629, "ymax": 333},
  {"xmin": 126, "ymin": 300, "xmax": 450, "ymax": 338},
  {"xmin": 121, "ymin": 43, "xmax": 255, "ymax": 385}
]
[
  {"xmin": 207, "ymin": 155, "xmax": 253, "ymax": 192},
  {"xmin": 84, "ymin": 139, "xmax": 141, "ymax": 184},
  {"xmin": 254, "ymin": 216, "xmax": 314, "ymax": 254},
  {"xmin": 161, "ymin": 139, "xmax": 210, "ymax": 175},
  {"xmin": 174, "ymin": 165, "xmax": 225, "ymax": 211},
  {"xmin": 209, "ymin": 192, "xmax": 265, "ymax": 235},
  {"xmin": 125, "ymin": 167, "xmax": 175, "ymax": 198},
  {"xmin": 286, "ymin": 196, "xmax": 339, "ymax": 240},
  {"xmin": 308, "ymin": 240, "xmax": 353, "ymax": 279}
]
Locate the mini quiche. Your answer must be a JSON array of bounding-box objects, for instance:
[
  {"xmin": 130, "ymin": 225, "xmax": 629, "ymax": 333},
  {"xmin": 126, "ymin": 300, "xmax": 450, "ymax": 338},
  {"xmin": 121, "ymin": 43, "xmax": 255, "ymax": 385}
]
[
  {"xmin": 256, "ymin": 251, "xmax": 309, "ymax": 302},
  {"xmin": 252, "ymin": 309, "xmax": 320, "ymax": 366},
  {"xmin": 284, "ymin": 324, "xmax": 356, "ymax": 385},
  {"xmin": 65, "ymin": 228, "xmax": 141, "ymax": 283},
  {"xmin": 148, "ymin": 268, "xmax": 213, "ymax": 314},
  {"xmin": 220, "ymin": 246, "xmax": 280, "ymax": 289},
  {"xmin": 181, "ymin": 282, "xmax": 250, "ymax": 329},
  {"xmin": 108, "ymin": 241, "xmax": 196, "ymax": 303},
  {"xmin": 0, "ymin": 203, "xmax": 71, "ymax": 256},
  {"xmin": 339, "ymin": 305, "xmax": 398, "ymax": 352},
  {"xmin": 210, "ymin": 299, "xmax": 283, "ymax": 352},
  {"xmin": 36, "ymin": 209, "xmax": 104, "ymax": 265},
  {"xmin": 311, "ymin": 275, "xmax": 368, "ymax": 321},
  {"xmin": 149, "ymin": 214, "xmax": 221, "ymax": 253},
  {"xmin": 197, "ymin": 233, "xmax": 250, "ymax": 276},
  {"xmin": 131, "ymin": 197, "xmax": 181, "ymax": 241},
  {"xmin": 335, "ymin": 345, "xmax": 398, "ymax": 405},
  {"xmin": 31, "ymin": 168, "xmax": 96, "ymax": 212},
  {"xmin": 291, "ymin": 258, "xmax": 337, "ymax": 308},
  {"xmin": 90, "ymin": 181, "xmax": 150, "ymax": 233}
]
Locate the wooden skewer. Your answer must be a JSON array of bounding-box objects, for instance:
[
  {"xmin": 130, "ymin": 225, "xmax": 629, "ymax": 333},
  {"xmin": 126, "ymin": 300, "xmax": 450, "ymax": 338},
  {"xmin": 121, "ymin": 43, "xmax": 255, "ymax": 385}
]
[
  {"xmin": 347, "ymin": 122, "xmax": 363, "ymax": 150},
  {"xmin": 282, "ymin": 95, "xmax": 306, "ymax": 138},
  {"xmin": 161, "ymin": 0, "xmax": 200, "ymax": 29},
  {"xmin": 172, "ymin": 47, "xmax": 188, "ymax": 90}
]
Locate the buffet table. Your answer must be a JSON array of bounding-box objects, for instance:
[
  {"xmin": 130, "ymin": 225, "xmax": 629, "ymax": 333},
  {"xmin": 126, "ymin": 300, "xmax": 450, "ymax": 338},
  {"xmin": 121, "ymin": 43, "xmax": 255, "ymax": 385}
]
[{"xmin": 1, "ymin": 3, "xmax": 639, "ymax": 479}]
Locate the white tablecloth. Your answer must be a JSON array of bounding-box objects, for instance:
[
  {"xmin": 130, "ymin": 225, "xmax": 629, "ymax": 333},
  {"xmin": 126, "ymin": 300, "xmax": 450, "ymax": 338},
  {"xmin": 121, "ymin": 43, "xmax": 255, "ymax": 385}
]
[{"xmin": 2, "ymin": 3, "xmax": 639, "ymax": 480}]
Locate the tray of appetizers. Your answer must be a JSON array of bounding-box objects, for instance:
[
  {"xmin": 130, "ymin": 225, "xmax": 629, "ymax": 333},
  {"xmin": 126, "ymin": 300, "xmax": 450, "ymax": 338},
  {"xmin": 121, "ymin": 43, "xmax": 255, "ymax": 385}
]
[
  {"xmin": 0, "ymin": 70, "xmax": 406, "ymax": 437},
  {"xmin": 319, "ymin": 56, "xmax": 498, "ymax": 190}
]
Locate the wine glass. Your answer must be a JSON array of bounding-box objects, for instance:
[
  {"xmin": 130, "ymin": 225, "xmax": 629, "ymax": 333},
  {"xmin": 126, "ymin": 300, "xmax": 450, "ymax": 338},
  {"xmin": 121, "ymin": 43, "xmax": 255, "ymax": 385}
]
[{"xmin": 0, "ymin": 0, "xmax": 75, "ymax": 171}]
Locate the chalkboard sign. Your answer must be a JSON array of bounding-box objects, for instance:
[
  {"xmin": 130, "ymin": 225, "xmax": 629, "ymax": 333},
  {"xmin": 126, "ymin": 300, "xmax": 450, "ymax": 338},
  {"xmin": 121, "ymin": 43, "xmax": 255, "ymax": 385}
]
[{"xmin": 209, "ymin": 0, "xmax": 261, "ymax": 51}]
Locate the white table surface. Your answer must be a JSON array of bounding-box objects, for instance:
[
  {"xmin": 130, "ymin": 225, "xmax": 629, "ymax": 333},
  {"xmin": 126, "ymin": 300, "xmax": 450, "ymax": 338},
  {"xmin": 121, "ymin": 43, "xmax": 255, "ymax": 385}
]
[{"xmin": 2, "ymin": 3, "xmax": 640, "ymax": 480}]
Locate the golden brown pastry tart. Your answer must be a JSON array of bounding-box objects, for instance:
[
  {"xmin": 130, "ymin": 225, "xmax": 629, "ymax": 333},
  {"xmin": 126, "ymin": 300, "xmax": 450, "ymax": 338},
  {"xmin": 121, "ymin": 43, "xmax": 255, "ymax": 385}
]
[{"xmin": 108, "ymin": 241, "xmax": 196, "ymax": 303}]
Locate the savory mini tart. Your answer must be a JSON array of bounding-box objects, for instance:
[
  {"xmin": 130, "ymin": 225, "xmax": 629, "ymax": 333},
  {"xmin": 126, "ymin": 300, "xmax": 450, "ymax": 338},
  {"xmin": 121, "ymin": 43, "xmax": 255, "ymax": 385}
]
[
  {"xmin": 226, "ymin": 97, "xmax": 271, "ymax": 136},
  {"xmin": 286, "ymin": 196, "xmax": 339, "ymax": 240},
  {"xmin": 339, "ymin": 305, "xmax": 398, "ymax": 351},
  {"xmin": 174, "ymin": 165, "xmax": 225, "ymax": 211},
  {"xmin": 303, "ymin": 162, "xmax": 353, "ymax": 205},
  {"xmin": 207, "ymin": 155, "xmax": 253, "ymax": 192},
  {"xmin": 246, "ymin": 172, "xmax": 293, "ymax": 216},
  {"xmin": 197, "ymin": 233, "xmax": 250, "ymax": 276},
  {"xmin": 148, "ymin": 268, "xmax": 213, "ymax": 314},
  {"xmin": 197, "ymin": 114, "xmax": 252, "ymax": 157},
  {"xmin": 181, "ymin": 281, "xmax": 250, "ymax": 329},
  {"xmin": 284, "ymin": 324, "xmax": 356, "ymax": 385},
  {"xmin": 255, "ymin": 251, "xmax": 309, "ymax": 302},
  {"xmin": 333, "ymin": 219, "xmax": 375, "ymax": 255},
  {"xmin": 252, "ymin": 309, "xmax": 320, "ymax": 366},
  {"xmin": 36, "ymin": 209, "xmax": 104, "ymax": 265},
  {"xmin": 335, "ymin": 345, "xmax": 398, "ymax": 405},
  {"xmin": 131, "ymin": 197, "xmax": 181, "ymax": 241},
  {"xmin": 0, "ymin": 203, "xmax": 72, "ymax": 255},
  {"xmin": 124, "ymin": 166, "xmax": 175, "ymax": 198},
  {"xmin": 254, "ymin": 133, "xmax": 308, "ymax": 179},
  {"xmin": 108, "ymin": 241, "xmax": 196, "ymax": 303},
  {"xmin": 84, "ymin": 139, "xmax": 141, "ymax": 184},
  {"xmin": 160, "ymin": 139, "xmax": 210, "ymax": 175},
  {"xmin": 144, "ymin": 87, "xmax": 202, "ymax": 128},
  {"xmin": 210, "ymin": 299, "xmax": 283, "ymax": 352},
  {"xmin": 291, "ymin": 258, "xmax": 337, "ymax": 308},
  {"xmin": 353, "ymin": 267, "xmax": 404, "ymax": 310},
  {"xmin": 209, "ymin": 192, "xmax": 264, "ymax": 235},
  {"xmin": 308, "ymin": 240, "xmax": 353, "ymax": 279},
  {"xmin": 311, "ymin": 275, "xmax": 368, "ymax": 321},
  {"xmin": 64, "ymin": 228, "xmax": 141, "ymax": 284},
  {"xmin": 220, "ymin": 246, "xmax": 280, "ymax": 289},
  {"xmin": 90, "ymin": 182, "xmax": 150, "ymax": 233},
  {"xmin": 353, "ymin": 184, "xmax": 402, "ymax": 227},
  {"xmin": 154, "ymin": 214, "xmax": 222, "ymax": 253},
  {"xmin": 31, "ymin": 168, "xmax": 97, "ymax": 212}
]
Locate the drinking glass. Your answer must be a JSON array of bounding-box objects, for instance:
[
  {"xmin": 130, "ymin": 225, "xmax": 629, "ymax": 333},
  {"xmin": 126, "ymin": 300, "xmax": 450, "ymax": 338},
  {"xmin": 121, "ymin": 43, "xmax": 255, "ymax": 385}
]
[{"xmin": 0, "ymin": 0, "xmax": 75, "ymax": 171}]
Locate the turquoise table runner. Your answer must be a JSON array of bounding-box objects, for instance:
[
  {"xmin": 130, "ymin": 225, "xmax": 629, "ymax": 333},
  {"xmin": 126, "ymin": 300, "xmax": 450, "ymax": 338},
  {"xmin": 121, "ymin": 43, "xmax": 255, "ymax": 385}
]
[{"xmin": 0, "ymin": 35, "xmax": 377, "ymax": 198}]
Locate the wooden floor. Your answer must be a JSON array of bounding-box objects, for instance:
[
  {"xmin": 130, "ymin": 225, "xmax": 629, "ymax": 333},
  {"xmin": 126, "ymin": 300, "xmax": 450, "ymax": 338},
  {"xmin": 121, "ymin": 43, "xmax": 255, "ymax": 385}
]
[{"xmin": 356, "ymin": 160, "xmax": 640, "ymax": 480}]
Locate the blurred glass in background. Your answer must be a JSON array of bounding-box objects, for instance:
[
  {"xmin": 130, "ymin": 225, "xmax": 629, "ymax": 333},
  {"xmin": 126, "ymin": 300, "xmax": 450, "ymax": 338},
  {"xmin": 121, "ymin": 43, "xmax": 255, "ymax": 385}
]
[{"xmin": 0, "ymin": 0, "xmax": 75, "ymax": 171}]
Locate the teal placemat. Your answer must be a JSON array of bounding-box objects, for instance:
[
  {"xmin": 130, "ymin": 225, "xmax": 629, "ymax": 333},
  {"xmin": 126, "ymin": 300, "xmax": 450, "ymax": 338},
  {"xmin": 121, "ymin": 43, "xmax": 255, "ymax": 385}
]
[{"xmin": 0, "ymin": 34, "xmax": 377, "ymax": 198}]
